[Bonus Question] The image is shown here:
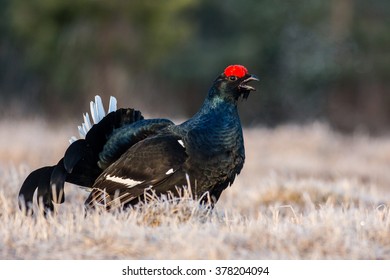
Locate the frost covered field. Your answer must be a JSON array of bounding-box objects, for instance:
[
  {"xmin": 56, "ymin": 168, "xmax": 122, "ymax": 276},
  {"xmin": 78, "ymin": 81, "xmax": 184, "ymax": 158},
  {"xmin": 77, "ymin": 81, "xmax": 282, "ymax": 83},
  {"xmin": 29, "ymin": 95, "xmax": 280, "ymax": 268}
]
[{"xmin": 1, "ymin": 119, "xmax": 390, "ymax": 259}]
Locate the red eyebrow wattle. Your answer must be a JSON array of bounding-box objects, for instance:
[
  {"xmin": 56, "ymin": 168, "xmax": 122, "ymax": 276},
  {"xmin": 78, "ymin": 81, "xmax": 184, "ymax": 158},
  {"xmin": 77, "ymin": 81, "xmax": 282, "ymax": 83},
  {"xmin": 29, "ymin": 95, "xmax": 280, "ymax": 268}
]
[{"xmin": 224, "ymin": 65, "xmax": 248, "ymax": 78}]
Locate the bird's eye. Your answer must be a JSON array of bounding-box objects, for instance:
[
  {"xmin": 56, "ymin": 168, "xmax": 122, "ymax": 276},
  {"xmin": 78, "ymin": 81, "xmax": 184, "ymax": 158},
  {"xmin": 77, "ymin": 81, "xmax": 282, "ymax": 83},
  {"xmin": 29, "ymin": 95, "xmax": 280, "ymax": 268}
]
[{"xmin": 229, "ymin": 76, "xmax": 237, "ymax": 81}]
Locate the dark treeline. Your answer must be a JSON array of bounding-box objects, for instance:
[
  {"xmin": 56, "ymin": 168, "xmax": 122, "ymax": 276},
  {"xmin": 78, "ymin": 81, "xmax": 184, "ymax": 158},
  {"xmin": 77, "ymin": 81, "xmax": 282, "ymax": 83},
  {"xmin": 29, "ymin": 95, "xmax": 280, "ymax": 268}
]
[{"xmin": 0, "ymin": 0, "xmax": 389, "ymax": 133}]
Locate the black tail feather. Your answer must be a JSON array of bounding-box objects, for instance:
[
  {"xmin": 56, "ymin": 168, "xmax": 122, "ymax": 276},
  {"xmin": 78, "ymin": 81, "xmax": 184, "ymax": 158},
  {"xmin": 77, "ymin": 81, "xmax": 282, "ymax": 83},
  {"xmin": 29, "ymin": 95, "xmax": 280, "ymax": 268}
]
[
  {"xmin": 63, "ymin": 139, "xmax": 87, "ymax": 173},
  {"xmin": 18, "ymin": 166, "xmax": 55, "ymax": 214},
  {"xmin": 50, "ymin": 159, "xmax": 67, "ymax": 204}
]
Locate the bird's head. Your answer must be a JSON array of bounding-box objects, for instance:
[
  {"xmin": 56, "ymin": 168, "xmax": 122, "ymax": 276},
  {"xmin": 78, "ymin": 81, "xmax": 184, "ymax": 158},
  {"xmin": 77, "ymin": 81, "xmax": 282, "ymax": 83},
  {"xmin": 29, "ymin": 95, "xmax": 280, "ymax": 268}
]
[{"xmin": 210, "ymin": 65, "xmax": 259, "ymax": 103}]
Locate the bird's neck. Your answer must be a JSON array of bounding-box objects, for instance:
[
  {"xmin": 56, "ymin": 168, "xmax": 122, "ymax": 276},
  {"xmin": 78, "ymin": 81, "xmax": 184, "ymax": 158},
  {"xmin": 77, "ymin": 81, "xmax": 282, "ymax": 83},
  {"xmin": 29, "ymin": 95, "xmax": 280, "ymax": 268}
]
[
  {"xmin": 200, "ymin": 96, "xmax": 237, "ymax": 116},
  {"xmin": 195, "ymin": 85, "xmax": 237, "ymax": 114},
  {"xmin": 180, "ymin": 93, "xmax": 241, "ymax": 131}
]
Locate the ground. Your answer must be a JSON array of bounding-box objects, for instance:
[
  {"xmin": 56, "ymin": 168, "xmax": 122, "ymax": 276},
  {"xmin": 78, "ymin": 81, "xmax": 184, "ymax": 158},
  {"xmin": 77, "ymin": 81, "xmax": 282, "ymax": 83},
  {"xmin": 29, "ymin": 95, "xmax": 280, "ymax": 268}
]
[{"xmin": 0, "ymin": 119, "xmax": 389, "ymax": 259}]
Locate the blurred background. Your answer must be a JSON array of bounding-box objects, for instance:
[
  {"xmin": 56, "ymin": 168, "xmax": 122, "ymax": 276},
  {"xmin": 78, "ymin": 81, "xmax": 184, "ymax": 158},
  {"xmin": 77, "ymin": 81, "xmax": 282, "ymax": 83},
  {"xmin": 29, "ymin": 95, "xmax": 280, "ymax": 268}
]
[{"xmin": 0, "ymin": 0, "xmax": 389, "ymax": 133}]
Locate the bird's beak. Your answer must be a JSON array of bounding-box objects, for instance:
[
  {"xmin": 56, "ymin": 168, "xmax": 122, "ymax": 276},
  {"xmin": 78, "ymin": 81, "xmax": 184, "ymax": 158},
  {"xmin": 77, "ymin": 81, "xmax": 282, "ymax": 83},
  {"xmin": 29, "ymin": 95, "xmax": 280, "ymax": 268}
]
[{"xmin": 238, "ymin": 74, "xmax": 259, "ymax": 92}]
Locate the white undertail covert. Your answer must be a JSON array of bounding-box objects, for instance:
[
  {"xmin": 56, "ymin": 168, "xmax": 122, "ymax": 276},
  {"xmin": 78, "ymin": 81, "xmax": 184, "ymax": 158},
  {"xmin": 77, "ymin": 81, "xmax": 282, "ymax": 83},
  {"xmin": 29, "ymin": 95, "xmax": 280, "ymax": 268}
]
[{"xmin": 69, "ymin": 95, "xmax": 117, "ymax": 143}]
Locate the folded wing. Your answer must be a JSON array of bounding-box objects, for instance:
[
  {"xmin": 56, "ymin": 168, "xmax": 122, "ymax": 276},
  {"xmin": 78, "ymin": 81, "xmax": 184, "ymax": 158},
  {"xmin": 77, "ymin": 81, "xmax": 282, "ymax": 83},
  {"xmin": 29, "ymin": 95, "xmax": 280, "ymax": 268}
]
[{"xmin": 85, "ymin": 134, "xmax": 188, "ymax": 210}]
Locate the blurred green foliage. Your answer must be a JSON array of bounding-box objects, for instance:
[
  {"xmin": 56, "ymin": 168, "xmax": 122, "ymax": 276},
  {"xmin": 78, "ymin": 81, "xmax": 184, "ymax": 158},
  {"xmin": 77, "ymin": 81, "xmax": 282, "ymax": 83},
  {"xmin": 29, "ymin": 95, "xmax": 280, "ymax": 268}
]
[{"xmin": 1, "ymin": 0, "xmax": 389, "ymax": 132}]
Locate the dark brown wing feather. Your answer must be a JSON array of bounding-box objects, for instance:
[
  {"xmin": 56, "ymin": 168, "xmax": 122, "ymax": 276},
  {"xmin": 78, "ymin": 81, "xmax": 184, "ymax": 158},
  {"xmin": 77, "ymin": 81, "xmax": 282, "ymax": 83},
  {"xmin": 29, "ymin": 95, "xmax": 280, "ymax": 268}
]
[{"xmin": 85, "ymin": 134, "xmax": 188, "ymax": 210}]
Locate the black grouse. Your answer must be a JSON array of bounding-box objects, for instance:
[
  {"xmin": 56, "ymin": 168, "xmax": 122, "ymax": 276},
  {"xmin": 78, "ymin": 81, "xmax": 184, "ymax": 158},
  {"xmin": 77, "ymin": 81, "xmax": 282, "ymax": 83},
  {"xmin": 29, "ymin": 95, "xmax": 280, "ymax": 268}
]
[{"xmin": 18, "ymin": 65, "xmax": 258, "ymax": 212}]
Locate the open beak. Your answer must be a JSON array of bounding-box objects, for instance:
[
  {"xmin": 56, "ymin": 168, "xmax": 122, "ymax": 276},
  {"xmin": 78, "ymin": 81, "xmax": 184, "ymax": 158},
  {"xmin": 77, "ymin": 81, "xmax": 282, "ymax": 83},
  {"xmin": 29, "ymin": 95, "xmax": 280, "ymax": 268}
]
[{"xmin": 238, "ymin": 75, "xmax": 259, "ymax": 92}]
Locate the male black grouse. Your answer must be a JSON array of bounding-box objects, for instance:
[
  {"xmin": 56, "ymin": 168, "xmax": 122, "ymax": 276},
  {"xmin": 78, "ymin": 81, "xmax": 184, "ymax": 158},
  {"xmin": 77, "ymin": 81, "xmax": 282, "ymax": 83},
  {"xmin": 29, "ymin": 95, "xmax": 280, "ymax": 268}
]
[{"xmin": 18, "ymin": 65, "xmax": 258, "ymax": 212}]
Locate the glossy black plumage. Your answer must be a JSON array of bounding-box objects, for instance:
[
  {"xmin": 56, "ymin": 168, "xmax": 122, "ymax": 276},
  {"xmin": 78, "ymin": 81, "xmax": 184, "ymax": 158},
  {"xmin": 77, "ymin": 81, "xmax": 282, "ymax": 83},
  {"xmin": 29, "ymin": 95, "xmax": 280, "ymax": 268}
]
[{"xmin": 18, "ymin": 65, "xmax": 258, "ymax": 213}]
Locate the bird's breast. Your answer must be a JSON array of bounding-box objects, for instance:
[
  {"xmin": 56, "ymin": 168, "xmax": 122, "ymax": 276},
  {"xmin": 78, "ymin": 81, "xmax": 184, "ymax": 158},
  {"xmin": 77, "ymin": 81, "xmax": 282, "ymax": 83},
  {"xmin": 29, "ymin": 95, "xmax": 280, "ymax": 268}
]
[{"xmin": 184, "ymin": 116, "xmax": 244, "ymax": 165}]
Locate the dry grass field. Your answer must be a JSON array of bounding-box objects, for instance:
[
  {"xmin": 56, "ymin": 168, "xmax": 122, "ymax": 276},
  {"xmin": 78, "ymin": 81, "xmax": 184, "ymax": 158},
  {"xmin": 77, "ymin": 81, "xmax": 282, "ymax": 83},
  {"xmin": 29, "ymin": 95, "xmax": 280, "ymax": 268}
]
[{"xmin": 1, "ymin": 119, "xmax": 390, "ymax": 259}]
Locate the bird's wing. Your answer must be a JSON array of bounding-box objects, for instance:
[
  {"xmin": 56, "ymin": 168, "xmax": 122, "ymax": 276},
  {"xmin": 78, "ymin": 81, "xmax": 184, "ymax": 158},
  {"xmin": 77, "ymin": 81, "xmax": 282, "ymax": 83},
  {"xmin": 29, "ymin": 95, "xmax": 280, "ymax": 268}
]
[
  {"xmin": 97, "ymin": 118, "xmax": 174, "ymax": 169},
  {"xmin": 85, "ymin": 134, "xmax": 188, "ymax": 210}
]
